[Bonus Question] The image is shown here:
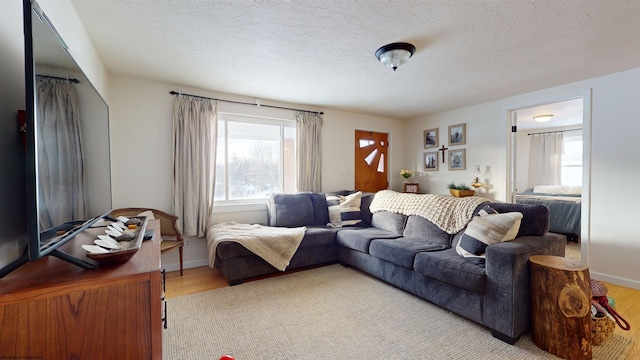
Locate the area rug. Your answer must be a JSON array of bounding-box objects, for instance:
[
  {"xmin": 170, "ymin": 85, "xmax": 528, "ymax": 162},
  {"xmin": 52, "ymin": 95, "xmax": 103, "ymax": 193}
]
[{"xmin": 163, "ymin": 265, "xmax": 632, "ymax": 360}]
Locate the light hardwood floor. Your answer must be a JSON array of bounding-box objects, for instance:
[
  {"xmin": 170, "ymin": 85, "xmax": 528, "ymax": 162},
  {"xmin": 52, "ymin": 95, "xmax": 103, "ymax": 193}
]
[{"xmin": 166, "ymin": 266, "xmax": 639, "ymax": 359}]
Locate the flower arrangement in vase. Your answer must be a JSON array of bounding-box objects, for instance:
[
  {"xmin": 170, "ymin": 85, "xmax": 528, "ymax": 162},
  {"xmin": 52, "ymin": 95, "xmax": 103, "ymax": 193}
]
[{"xmin": 400, "ymin": 169, "xmax": 413, "ymax": 183}]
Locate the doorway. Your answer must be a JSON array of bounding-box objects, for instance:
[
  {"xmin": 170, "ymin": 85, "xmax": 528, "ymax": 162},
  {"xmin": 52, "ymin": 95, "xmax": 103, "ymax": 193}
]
[
  {"xmin": 354, "ymin": 130, "xmax": 388, "ymax": 192},
  {"xmin": 506, "ymin": 92, "xmax": 591, "ymax": 263}
]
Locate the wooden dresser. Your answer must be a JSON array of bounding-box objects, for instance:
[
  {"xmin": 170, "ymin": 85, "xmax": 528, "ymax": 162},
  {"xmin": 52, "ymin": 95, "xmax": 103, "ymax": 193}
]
[{"xmin": 0, "ymin": 219, "xmax": 163, "ymax": 360}]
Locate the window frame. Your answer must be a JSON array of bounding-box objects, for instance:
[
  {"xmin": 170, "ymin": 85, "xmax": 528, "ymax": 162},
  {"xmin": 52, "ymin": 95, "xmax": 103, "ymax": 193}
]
[
  {"xmin": 214, "ymin": 112, "xmax": 296, "ymax": 206},
  {"xmin": 560, "ymin": 132, "xmax": 583, "ymax": 186}
]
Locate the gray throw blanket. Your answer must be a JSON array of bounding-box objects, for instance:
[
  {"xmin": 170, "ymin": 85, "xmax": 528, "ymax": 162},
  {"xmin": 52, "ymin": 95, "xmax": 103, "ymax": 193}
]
[{"xmin": 207, "ymin": 222, "xmax": 306, "ymax": 271}]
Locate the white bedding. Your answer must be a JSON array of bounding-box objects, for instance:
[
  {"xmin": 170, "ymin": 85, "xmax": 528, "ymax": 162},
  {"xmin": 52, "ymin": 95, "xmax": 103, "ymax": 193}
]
[{"xmin": 516, "ymin": 194, "xmax": 582, "ymax": 203}]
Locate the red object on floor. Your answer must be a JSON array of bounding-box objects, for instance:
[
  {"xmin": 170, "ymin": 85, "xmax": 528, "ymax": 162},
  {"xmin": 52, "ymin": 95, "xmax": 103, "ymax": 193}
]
[{"xmin": 219, "ymin": 356, "xmax": 235, "ymax": 360}]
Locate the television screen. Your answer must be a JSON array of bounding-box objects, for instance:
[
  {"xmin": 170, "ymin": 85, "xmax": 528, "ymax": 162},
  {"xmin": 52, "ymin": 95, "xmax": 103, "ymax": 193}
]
[{"xmin": 3, "ymin": 0, "xmax": 112, "ymax": 276}]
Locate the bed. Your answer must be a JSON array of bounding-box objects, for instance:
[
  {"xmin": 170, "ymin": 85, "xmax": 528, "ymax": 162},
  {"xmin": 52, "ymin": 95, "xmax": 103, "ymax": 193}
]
[{"xmin": 516, "ymin": 185, "xmax": 582, "ymax": 242}]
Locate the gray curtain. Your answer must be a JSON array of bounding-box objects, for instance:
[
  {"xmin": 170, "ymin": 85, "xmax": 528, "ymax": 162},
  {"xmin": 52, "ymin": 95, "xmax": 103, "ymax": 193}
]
[
  {"xmin": 36, "ymin": 78, "xmax": 86, "ymax": 229},
  {"xmin": 172, "ymin": 96, "xmax": 217, "ymax": 237},
  {"xmin": 295, "ymin": 111, "xmax": 323, "ymax": 192},
  {"xmin": 528, "ymin": 132, "xmax": 564, "ymax": 187}
]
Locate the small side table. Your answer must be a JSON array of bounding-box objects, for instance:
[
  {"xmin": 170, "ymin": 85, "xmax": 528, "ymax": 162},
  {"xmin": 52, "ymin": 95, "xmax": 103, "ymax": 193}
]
[{"xmin": 529, "ymin": 255, "xmax": 592, "ymax": 360}]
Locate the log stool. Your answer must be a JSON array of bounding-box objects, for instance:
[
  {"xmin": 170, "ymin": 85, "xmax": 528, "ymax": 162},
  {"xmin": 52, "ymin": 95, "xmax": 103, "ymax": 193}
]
[{"xmin": 529, "ymin": 255, "xmax": 592, "ymax": 360}]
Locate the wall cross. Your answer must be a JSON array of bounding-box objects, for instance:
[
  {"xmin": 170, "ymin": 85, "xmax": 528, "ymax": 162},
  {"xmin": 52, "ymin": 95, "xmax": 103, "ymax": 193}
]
[{"xmin": 439, "ymin": 145, "xmax": 448, "ymax": 163}]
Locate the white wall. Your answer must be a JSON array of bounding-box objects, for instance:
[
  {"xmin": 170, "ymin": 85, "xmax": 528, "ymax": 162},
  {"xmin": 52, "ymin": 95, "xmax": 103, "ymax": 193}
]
[
  {"xmin": 37, "ymin": 0, "xmax": 109, "ymax": 101},
  {"xmin": 108, "ymin": 77, "xmax": 405, "ymax": 270},
  {"xmin": 405, "ymin": 101, "xmax": 507, "ymax": 200},
  {"xmin": 406, "ymin": 68, "xmax": 640, "ymax": 289}
]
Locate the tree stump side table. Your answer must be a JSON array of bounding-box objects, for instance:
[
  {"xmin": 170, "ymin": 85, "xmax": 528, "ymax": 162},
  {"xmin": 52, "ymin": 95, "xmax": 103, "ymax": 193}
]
[{"xmin": 529, "ymin": 255, "xmax": 592, "ymax": 360}]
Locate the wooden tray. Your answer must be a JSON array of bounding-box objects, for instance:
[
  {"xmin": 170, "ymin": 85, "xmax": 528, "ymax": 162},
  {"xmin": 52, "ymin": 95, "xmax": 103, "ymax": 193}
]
[{"xmin": 86, "ymin": 216, "xmax": 148, "ymax": 265}]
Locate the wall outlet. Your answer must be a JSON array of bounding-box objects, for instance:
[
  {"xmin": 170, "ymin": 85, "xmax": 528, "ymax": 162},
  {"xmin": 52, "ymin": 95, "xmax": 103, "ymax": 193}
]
[{"xmin": 184, "ymin": 238, "xmax": 191, "ymax": 247}]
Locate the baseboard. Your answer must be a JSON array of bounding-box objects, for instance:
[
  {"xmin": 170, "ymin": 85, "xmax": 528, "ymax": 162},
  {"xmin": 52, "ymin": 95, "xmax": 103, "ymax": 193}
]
[
  {"xmin": 161, "ymin": 258, "xmax": 210, "ymax": 273},
  {"xmin": 590, "ymin": 270, "xmax": 640, "ymax": 290}
]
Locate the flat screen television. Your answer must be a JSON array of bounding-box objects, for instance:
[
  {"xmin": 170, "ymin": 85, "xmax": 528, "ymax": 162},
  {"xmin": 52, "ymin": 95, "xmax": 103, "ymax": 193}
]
[{"xmin": 0, "ymin": 0, "xmax": 112, "ymax": 278}]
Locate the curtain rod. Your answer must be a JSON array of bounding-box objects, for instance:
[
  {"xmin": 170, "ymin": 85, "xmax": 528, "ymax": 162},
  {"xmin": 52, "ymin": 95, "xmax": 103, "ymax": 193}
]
[
  {"xmin": 169, "ymin": 91, "xmax": 323, "ymax": 115},
  {"xmin": 36, "ymin": 74, "xmax": 80, "ymax": 83},
  {"xmin": 527, "ymin": 128, "xmax": 582, "ymax": 136}
]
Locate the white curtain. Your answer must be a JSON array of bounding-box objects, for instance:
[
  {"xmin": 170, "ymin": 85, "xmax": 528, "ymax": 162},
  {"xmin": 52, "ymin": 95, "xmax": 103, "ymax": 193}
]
[
  {"xmin": 36, "ymin": 78, "xmax": 86, "ymax": 230},
  {"xmin": 172, "ymin": 96, "xmax": 217, "ymax": 237},
  {"xmin": 528, "ymin": 132, "xmax": 564, "ymax": 187},
  {"xmin": 295, "ymin": 111, "xmax": 323, "ymax": 192}
]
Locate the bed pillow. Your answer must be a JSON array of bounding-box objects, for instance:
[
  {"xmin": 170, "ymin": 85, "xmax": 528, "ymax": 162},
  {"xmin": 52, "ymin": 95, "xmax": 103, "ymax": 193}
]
[
  {"xmin": 567, "ymin": 186, "xmax": 582, "ymax": 195},
  {"xmin": 456, "ymin": 210, "xmax": 523, "ymax": 266},
  {"xmin": 326, "ymin": 191, "xmax": 363, "ymax": 228},
  {"xmin": 533, "ymin": 185, "xmax": 569, "ymax": 194}
]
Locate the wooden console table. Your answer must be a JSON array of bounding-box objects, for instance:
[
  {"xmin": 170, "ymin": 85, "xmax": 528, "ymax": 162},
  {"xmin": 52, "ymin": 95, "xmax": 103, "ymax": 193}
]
[
  {"xmin": 0, "ymin": 219, "xmax": 163, "ymax": 360},
  {"xmin": 530, "ymin": 255, "xmax": 592, "ymax": 360}
]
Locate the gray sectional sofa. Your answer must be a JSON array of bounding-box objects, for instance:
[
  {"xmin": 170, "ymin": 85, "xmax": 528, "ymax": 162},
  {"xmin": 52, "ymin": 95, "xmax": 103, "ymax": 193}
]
[{"xmin": 211, "ymin": 190, "xmax": 566, "ymax": 344}]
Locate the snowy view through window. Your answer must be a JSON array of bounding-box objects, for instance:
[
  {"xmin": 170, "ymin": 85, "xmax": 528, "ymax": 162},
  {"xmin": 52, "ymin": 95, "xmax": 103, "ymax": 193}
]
[{"xmin": 215, "ymin": 116, "xmax": 296, "ymax": 202}]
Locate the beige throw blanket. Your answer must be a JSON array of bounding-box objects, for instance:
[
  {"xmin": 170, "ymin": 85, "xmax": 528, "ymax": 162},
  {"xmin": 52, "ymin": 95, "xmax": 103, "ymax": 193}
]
[
  {"xmin": 207, "ymin": 222, "xmax": 306, "ymax": 271},
  {"xmin": 369, "ymin": 190, "xmax": 490, "ymax": 234}
]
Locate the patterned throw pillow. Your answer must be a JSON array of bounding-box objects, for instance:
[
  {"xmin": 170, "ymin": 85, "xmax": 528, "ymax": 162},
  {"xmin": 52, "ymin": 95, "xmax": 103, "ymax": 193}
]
[
  {"xmin": 456, "ymin": 207, "xmax": 522, "ymax": 266},
  {"xmin": 326, "ymin": 191, "xmax": 362, "ymax": 228}
]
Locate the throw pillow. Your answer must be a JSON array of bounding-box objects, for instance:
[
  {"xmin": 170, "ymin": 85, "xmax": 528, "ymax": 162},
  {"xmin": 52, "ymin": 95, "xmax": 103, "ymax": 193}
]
[
  {"xmin": 456, "ymin": 211, "xmax": 523, "ymax": 266},
  {"xmin": 340, "ymin": 191, "xmax": 362, "ymax": 227},
  {"xmin": 326, "ymin": 194, "xmax": 343, "ymax": 227},
  {"xmin": 326, "ymin": 191, "xmax": 363, "ymax": 228},
  {"xmin": 477, "ymin": 204, "xmax": 498, "ymax": 217}
]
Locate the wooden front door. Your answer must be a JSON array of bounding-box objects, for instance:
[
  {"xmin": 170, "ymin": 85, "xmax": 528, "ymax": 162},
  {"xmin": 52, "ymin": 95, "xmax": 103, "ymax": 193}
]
[{"xmin": 355, "ymin": 130, "xmax": 388, "ymax": 192}]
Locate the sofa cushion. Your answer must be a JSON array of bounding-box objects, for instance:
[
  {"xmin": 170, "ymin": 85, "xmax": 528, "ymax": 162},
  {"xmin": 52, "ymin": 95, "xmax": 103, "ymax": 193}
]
[
  {"xmin": 369, "ymin": 237, "xmax": 448, "ymax": 269},
  {"xmin": 268, "ymin": 193, "xmax": 314, "ymax": 227},
  {"xmin": 487, "ymin": 202, "xmax": 549, "ymax": 237},
  {"xmin": 310, "ymin": 193, "xmax": 330, "ymax": 226},
  {"xmin": 371, "ymin": 212, "xmax": 407, "ymax": 234},
  {"xmin": 402, "ymin": 215, "xmax": 451, "ymax": 246},
  {"xmin": 413, "ymin": 249, "xmax": 487, "ymax": 294},
  {"xmin": 298, "ymin": 227, "xmax": 339, "ymax": 248},
  {"xmin": 359, "ymin": 192, "xmax": 374, "ymax": 226},
  {"xmin": 336, "ymin": 227, "xmax": 402, "ymax": 253},
  {"xmin": 215, "ymin": 226, "xmax": 337, "ymax": 259}
]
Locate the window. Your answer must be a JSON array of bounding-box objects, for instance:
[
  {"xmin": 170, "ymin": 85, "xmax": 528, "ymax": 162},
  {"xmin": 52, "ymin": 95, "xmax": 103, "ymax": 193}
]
[
  {"xmin": 561, "ymin": 134, "xmax": 582, "ymax": 186},
  {"xmin": 214, "ymin": 113, "xmax": 296, "ymax": 202}
]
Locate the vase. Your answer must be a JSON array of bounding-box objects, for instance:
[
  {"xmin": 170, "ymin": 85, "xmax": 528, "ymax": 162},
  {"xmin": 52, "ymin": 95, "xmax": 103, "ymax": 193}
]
[{"xmin": 403, "ymin": 177, "xmax": 412, "ymax": 183}]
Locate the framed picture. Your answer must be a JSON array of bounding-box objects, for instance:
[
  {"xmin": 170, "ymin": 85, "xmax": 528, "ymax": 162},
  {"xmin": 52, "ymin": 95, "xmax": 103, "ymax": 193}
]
[
  {"xmin": 404, "ymin": 183, "xmax": 419, "ymax": 193},
  {"xmin": 424, "ymin": 151, "xmax": 438, "ymax": 171},
  {"xmin": 448, "ymin": 123, "xmax": 466, "ymax": 145},
  {"xmin": 448, "ymin": 148, "xmax": 466, "ymax": 170},
  {"xmin": 423, "ymin": 128, "xmax": 438, "ymax": 149}
]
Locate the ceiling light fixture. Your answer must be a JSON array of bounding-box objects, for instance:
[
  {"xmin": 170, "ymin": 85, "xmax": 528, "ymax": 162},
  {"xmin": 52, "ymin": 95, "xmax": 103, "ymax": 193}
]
[
  {"xmin": 533, "ymin": 114, "xmax": 554, "ymax": 122},
  {"xmin": 375, "ymin": 42, "xmax": 416, "ymax": 71}
]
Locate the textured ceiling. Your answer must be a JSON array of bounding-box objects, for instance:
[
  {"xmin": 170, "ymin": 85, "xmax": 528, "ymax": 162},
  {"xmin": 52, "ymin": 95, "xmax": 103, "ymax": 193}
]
[{"xmin": 69, "ymin": 0, "xmax": 640, "ymax": 120}]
